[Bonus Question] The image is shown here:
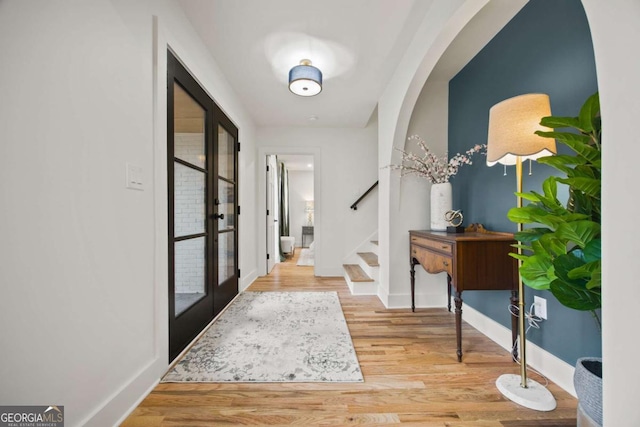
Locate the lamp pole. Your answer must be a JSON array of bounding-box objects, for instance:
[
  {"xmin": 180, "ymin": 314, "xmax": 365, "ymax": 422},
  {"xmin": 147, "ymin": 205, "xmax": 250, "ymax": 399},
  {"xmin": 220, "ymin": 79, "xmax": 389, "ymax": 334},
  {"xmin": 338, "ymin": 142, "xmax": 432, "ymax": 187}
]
[{"xmin": 515, "ymin": 155, "xmax": 528, "ymax": 388}]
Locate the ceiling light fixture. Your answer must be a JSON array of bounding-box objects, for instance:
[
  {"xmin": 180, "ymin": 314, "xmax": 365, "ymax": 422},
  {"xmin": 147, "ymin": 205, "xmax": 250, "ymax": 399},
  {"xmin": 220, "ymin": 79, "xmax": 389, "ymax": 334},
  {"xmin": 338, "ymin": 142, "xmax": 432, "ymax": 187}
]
[{"xmin": 289, "ymin": 59, "xmax": 322, "ymax": 96}]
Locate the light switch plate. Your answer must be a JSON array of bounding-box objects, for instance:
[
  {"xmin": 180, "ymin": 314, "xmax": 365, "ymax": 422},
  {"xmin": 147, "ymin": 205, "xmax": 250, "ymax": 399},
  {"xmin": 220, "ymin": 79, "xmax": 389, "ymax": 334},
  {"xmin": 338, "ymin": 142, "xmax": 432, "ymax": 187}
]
[{"xmin": 126, "ymin": 163, "xmax": 144, "ymax": 191}]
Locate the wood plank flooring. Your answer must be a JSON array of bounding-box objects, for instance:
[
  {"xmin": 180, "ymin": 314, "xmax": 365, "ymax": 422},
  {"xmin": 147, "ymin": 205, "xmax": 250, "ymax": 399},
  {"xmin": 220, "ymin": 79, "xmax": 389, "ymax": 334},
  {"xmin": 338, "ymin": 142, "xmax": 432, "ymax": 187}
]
[{"xmin": 122, "ymin": 250, "xmax": 577, "ymax": 426}]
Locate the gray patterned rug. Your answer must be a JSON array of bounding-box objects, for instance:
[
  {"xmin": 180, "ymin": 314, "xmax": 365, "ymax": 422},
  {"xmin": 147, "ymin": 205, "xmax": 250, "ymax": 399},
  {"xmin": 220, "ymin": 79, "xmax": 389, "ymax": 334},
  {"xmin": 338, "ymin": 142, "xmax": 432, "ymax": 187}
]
[{"xmin": 162, "ymin": 291, "xmax": 363, "ymax": 382}]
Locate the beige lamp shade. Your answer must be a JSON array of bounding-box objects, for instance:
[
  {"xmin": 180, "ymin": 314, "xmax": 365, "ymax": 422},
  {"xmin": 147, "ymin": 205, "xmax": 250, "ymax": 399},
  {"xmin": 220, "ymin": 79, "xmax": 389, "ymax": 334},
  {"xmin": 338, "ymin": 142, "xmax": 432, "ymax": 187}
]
[{"xmin": 486, "ymin": 93, "xmax": 556, "ymax": 166}]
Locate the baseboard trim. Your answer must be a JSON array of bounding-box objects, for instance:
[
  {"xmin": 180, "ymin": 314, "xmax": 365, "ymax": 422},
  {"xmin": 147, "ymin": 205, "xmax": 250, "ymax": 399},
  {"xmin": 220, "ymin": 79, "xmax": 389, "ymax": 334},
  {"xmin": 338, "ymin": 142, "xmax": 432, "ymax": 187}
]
[
  {"xmin": 345, "ymin": 279, "xmax": 378, "ymax": 295},
  {"xmin": 462, "ymin": 304, "xmax": 577, "ymax": 397},
  {"xmin": 385, "ymin": 292, "xmax": 448, "ymax": 309},
  {"xmin": 315, "ymin": 267, "xmax": 344, "ymax": 277},
  {"xmin": 81, "ymin": 357, "xmax": 165, "ymax": 427},
  {"xmin": 240, "ymin": 269, "xmax": 258, "ymax": 292}
]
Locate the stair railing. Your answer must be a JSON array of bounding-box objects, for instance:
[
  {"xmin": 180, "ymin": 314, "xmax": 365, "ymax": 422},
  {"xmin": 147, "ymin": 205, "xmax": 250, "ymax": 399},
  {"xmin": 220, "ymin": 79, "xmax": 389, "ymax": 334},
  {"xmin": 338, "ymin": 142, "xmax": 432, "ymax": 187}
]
[{"xmin": 350, "ymin": 181, "xmax": 378, "ymax": 210}]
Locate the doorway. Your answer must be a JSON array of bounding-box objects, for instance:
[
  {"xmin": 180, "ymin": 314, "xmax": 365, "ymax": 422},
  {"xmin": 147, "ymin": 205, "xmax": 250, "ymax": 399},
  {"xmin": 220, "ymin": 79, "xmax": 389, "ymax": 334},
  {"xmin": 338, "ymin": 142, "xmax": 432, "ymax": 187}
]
[
  {"xmin": 167, "ymin": 51, "xmax": 239, "ymax": 361},
  {"xmin": 265, "ymin": 154, "xmax": 314, "ymax": 274}
]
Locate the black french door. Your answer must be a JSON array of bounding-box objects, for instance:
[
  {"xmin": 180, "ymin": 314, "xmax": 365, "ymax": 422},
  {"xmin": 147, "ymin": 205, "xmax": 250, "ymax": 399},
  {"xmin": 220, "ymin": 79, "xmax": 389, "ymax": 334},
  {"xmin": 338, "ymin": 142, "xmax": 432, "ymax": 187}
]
[{"xmin": 167, "ymin": 51, "xmax": 239, "ymax": 362}]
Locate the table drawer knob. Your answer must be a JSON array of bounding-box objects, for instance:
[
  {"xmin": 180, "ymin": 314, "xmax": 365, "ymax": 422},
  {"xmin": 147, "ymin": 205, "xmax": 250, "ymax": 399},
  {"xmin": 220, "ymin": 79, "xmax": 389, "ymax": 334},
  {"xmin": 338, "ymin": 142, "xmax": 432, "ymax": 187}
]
[{"xmin": 443, "ymin": 261, "xmax": 449, "ymax": 266}]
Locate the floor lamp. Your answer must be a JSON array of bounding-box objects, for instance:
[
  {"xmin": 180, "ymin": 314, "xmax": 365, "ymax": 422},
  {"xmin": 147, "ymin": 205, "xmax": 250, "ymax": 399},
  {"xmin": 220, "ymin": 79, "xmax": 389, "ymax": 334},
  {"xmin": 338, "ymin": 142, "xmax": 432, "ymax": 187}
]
[{"xmin": 486, "ymin": 93, "xmax": 557, "ymax": 411}]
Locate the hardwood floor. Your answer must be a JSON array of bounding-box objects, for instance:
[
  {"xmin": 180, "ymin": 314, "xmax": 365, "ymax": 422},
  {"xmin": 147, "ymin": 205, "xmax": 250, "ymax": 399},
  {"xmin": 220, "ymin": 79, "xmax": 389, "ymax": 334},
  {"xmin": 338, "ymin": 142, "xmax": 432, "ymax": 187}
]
[{"xmin": 122, "ymin": 249, "xmax": 577, "ymax": 426}]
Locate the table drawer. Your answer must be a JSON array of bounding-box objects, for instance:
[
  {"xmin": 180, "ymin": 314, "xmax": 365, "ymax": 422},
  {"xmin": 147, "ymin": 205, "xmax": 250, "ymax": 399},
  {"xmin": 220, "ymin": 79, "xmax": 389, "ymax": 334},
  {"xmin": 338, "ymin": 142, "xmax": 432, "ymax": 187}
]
[
  {"xmin": 411, "ymin": 245, "xmax": 453, "ymax": 276},
  {"xmin": 410, "ymin": 235, "xmax": 453, "ymax": 255}
]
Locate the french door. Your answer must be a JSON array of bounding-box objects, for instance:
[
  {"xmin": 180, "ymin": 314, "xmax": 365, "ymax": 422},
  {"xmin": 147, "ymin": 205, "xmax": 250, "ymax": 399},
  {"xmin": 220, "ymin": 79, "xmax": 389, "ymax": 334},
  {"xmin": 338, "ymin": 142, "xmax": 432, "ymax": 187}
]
[{"xmin": 167, "ymin": 51, "xmax": 239, "ymax": 362}]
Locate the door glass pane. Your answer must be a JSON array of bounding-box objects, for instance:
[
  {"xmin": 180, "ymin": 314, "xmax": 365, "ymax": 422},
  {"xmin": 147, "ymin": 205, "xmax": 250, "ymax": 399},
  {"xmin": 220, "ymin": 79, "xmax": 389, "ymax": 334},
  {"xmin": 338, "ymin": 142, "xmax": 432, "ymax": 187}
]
[
  {"xmin": 218, "ymin": 125, "xmax": 234, "ymax": 180},
  {"xmin": 174, "ymin": 237, "xmax": 206, "ymax": 316},
  {"xmin": 218, "ymin": 180, "xmax": 235, "ymax": 231},
  {"xmin": 174, "ymin": 83, "xmax": 205, "ymax": 168},
  {"xmin": 218, "ymin": 232, "xmax": 235, "ymax": 286},
  {"xmin": 174, "ymin": 162, "xmax": 205, "ymax": 237}
]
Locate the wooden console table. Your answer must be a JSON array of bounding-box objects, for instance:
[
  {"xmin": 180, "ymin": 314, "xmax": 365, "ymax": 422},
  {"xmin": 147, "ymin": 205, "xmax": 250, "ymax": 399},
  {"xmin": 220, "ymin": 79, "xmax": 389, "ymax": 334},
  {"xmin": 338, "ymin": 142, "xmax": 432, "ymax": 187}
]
[{"xmin": 409, "ymin": 230, "xmax": 519, "ymax": 362}]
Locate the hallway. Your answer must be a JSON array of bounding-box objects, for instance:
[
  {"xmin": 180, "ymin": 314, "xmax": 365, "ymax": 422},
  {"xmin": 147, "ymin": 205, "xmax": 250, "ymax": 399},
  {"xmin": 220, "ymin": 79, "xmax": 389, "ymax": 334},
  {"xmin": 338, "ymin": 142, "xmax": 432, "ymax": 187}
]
[{"xmin": 122, "ymin": 250, "xmax": 577, "ymax": 426}]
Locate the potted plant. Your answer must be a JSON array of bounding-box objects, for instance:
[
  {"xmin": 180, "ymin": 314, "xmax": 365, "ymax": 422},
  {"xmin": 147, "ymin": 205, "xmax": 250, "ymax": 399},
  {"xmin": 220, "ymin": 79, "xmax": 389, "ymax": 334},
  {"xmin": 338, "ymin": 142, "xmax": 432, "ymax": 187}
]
[{"xmin": 506, "ymin": 92, "xmax": 601, "ymax": 426}]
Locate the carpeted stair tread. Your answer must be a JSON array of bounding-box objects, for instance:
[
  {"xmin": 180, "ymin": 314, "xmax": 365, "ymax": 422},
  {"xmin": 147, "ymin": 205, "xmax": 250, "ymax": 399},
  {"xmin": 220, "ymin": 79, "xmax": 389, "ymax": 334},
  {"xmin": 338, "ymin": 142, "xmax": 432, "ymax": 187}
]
[
  {"xmin": 357, "ymin": 252, "xmax": 379, "ymax": 267},
  {"xmin": 343, "ymin": 264, "xmax": 374, "ymax": 282}
]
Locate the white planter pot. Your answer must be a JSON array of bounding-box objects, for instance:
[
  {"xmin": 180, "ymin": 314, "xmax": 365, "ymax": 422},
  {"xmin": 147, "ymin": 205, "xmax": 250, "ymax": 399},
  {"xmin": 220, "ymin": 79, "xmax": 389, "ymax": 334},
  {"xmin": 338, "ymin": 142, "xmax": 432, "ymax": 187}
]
[{"xmin": 430, "ymin": 182, "xmax": 452, "ymax": 231}]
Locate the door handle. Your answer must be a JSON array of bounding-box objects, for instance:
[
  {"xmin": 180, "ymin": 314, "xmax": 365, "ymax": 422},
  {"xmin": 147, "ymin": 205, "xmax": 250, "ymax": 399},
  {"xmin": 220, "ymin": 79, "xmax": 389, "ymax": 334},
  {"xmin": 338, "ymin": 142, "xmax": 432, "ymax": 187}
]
[{"xmin": 212, "ymin": 213, "xmax": 225, "ymax": 220}]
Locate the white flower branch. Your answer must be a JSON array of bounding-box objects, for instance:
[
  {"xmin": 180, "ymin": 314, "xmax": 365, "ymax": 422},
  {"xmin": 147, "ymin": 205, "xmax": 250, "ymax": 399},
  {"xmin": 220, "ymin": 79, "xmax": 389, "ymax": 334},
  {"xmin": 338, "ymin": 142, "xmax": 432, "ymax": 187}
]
[{"xmin": 386, "ymin": 135, "xmax": 487, "ymax": 184}]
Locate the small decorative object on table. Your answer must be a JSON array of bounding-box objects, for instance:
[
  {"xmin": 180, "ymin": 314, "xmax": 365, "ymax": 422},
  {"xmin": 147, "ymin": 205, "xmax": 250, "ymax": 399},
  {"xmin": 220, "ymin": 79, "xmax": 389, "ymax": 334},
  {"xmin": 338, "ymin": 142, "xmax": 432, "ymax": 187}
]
[
  {"xmin": 386, "ymin": 135, "xmax": 486, "ymax": 231},
  {"xmin": 445, "ymin": 209, "xmax": 465, "ymax": 233}
]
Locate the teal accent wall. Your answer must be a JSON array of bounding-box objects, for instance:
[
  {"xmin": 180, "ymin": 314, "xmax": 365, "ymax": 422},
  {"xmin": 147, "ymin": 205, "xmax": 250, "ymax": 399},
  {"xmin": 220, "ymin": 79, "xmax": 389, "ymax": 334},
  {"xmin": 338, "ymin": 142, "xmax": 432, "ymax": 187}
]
[{"xmin": 448, "ymin": 0, "xmax": 601, "ymax": 365}]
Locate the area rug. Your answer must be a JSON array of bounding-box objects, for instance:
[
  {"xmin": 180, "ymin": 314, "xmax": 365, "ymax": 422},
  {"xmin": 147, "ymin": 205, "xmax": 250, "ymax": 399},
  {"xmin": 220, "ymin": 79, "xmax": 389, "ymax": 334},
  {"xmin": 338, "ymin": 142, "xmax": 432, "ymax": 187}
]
[
  {"xmin": 296, "ymin": 248, "xmax": 314, "ymax": 266},
  {"xmin": 162, "ymin": 291, "xmax": 363, "ymax": 382}
]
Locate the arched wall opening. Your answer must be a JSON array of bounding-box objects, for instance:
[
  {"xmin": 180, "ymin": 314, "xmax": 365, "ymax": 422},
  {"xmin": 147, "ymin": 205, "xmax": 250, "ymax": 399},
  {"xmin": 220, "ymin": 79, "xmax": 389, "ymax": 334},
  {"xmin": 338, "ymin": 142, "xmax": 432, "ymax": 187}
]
[{"xmin": 379, "ymin": 1, "xmax": 640, "ymax": 423}]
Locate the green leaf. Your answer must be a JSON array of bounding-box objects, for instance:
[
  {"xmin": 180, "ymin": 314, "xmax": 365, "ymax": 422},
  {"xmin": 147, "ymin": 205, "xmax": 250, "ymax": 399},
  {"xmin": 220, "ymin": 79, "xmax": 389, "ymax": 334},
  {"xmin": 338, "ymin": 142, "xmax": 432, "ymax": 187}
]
[
  {"xmin": 516, "ymin": 192, "xmax": 542, "ymax": 203},
  {"xmin": 520, "ymin": 255, "xmax": 554, "ymax": 290},
  {"xmin": 536, "ymin": 131, "xmax": 600, "ymax": 162},
  {"xmin": 550, "ymin": 279, "xmax": 601, "ymax": 311},
  {"xmin": 579, "ymin": 92, "xmax": 600, "ymax": 133},
  {"xmin": 537, "ymin": 155, "xmax": 586, "ymax": 175},
  {"xmin": 508, "ymin": 206, "xmax": 561, "ymax": 228},
  {"xmin": 539, "ymin": 233, "xmax": 567, "ymax": 256},
  {"xmin": 514, "ymin": 228, "xmax": 552, "ymax": 243},
  {"xmin": 582, "ymin": 239, "xmax": 601, "ymax": 262},
  {"xmin": 542, "ymin": 177, "xmax": 558, "ymax": 200},
  {"xmin": 509, "ymin": 252, "xmax": 529, "ymax": 262},
  {"xmin": 535, "ymin": 131, "xmax": 590, "ymax": 145},
  {"xmin": 540, "ymin": 116, "xmax": 581, "ymax": 130},
  {"xmin": 586, "ymin": 269, "xmax": 602, "ymax": 290},
  {"xmin": 567, "ymin": 260, "xmax": 600, "ymax": 280},
  {"xmin": 556, "ymin": 177, "xmax": 601, "ymax": 198},
  {"xmin": 555, "ymin": 221, "xmax": 601, "ymax": 248}
]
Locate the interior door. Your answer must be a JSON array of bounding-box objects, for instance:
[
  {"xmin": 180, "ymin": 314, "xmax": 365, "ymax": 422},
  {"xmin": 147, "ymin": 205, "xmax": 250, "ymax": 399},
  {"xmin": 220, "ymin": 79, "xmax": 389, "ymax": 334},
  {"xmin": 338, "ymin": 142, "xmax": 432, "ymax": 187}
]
[
  {"xmin": 167, "ymin": 51, "xmax": 238, "ymax": 361},
  {"xmin": 212, "ymin": 112, "xmax": 239, "ymax": 315},
  {"xmin": 266, "ymin": 155, "xmax": 277, "ymax": 273}
]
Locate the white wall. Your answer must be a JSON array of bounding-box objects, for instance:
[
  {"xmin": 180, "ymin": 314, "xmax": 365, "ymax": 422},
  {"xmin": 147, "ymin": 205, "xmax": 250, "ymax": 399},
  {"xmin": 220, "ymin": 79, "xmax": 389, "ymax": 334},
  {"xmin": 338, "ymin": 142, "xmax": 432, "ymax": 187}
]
[
  {"xmin": 384, "ymin": 79, "xmax": 451, "ymax": 308},
  {"xmin": 288, "ymin": 170, "xmax": 314, "ymax": 247},
  {"xmin": 257, "ymin": 125, "xmax": 378, "ymax": 277},
  {"xmin": 0, "ymin": 1, "xmax": 257, "ymax": 426},
  {"xmin": 580, "ymin": 1, "xmax": 640, "ymax": 424}
]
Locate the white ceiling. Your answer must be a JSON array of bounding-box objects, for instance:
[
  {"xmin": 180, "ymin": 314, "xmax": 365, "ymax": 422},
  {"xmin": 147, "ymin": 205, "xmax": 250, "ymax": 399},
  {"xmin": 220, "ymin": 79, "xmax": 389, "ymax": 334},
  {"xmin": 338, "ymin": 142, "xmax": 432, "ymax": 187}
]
[{"xmin": 177, "ymin": 0, "xmax": 434, "ymax": 128}]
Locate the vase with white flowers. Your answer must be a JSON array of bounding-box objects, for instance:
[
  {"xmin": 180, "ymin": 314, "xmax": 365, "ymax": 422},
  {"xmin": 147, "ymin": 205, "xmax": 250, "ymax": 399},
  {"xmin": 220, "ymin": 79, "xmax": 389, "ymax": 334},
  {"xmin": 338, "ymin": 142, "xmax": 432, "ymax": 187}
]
[{"xmin": 389, "ymin": 135, "xmax": 487, "ymax": 230}]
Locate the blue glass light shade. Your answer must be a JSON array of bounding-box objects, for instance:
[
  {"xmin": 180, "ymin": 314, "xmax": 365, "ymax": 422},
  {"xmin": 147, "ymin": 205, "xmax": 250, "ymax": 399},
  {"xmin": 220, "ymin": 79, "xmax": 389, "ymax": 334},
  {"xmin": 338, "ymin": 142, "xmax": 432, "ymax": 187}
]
[{"xmin": 288, "ymin": 59, "xmax": 322, "ymax": 96}]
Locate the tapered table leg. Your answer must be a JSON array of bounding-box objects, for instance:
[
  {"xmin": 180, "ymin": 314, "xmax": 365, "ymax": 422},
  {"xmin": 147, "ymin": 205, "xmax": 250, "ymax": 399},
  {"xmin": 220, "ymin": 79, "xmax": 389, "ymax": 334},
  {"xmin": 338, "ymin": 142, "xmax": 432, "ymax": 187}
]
[
  {"xmin": 454, "ymin": 291, "xmax": 463, "ymax": 362},
  {"xmin": 447, "ymin": 274, "xmax": 452, "ymax": 312},
  {"xmin": 410, "ymin": 259, "xmax": 417, "ymax": 312}
]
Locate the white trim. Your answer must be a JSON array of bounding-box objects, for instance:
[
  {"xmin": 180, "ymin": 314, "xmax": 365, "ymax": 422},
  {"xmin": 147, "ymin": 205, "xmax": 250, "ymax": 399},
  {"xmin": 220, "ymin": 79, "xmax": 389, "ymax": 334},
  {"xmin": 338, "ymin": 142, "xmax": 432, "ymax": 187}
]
[
  {"xmin": 462, "ymin": 304, "xmax": 577, "ymax": 397},
  {"xmin": 377, "ymin": 285, "xmax": 390, "ymax": 308},
  {"xmin": 385, "ymin": 291, "xmax": 448, "ymax": 310},
  {"xmin": 240, "ymin": 269, "xmax": 258, "ymax": 292}
]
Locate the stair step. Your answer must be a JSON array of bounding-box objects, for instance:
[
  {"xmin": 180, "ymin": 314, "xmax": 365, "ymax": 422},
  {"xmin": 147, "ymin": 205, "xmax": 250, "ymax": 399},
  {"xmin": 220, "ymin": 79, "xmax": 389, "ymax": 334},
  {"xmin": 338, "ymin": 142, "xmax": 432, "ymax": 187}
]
[
  {"xmin": 357, "ymin": 252, "xmax": 379, "ymax": 267},
  {"xmin": 371, "ymin": 240, "xmax": 378, "ymax": 246},
  {"xmin": 343, "ymin": 264, "xmax": 374, "ymax": 282}
]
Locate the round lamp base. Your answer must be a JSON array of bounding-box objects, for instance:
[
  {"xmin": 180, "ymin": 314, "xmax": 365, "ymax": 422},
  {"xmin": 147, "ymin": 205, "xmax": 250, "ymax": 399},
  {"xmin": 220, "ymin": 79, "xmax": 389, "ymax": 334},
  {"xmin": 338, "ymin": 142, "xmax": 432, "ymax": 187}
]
[{"xmin": 496, "ymin": 374, "xmax": 557, "ymax": 411}]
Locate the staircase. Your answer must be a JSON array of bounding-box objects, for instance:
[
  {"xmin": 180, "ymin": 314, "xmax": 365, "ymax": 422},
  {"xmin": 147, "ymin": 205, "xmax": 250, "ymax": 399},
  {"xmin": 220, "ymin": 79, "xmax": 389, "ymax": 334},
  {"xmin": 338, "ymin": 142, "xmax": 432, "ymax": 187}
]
[{"xmin": 343, "ymin": 237, "xmax": 379, "ymax": 295}]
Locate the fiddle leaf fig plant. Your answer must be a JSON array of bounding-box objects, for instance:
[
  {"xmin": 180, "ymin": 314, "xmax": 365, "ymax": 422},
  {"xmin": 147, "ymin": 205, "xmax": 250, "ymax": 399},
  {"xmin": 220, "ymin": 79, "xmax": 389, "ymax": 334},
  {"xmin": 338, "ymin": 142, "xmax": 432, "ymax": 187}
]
[{"xmin": 507, "ymin": 92, "xmax": 601, "ymax": 327}]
